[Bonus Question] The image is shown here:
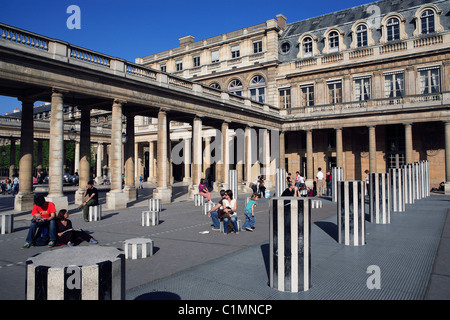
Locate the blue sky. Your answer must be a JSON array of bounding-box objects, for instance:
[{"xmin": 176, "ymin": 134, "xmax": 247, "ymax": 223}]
[{"xmin": 0, "ymin": 0, "xmax": 374, "ymax": 114}]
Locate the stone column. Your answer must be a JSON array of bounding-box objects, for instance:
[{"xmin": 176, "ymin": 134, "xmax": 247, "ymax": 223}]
[
  {"xmin": 46, "ymin": 90, "xmax": 68, "ymax": 211},
  {"xmin": 368, "ymin": 125, "xmax": 377, "ymax": 174},
  {"xmin": 221, "ymin": 121, "xmax": 229, "ymax": 189},
  {"xmin": 74, "ymin": 141, "xmax": 80, "ymax": 174},
  {"xmin": 75, "ymin": 108, "xmax": 91, "ymax": 205},
  {"xmin": 14, "ymin": 98, "xmax": 35, "ymax": 211},
  {"xmin": 404, "ymin": 123, "xmax": 413, "ymax": 165},
  {"xmin": 124, "ymin": 114, "xmax": 136, "ymax": 201},
  {"xmin": 336, "ymin": 128, "xmax": 343, "ymax": 169},
  {"xmin": 152, "ymin": 109, "xmax": 172, "ymax": 203},
  {"xmin": 106, "ymin": 99, "xmax": 127, "ymax": 209},
  {"xmin": 9, "ymin": 138, "xmax": 16, "ymax": 179},
  {"xmin": 203, "ymin": 136, "xmax": 211, "ymax": 181},
  {"xmin": 279, "ymin": 131, "xmax": 285, "ymax": 170},
  {"xmin": 183, "ymin": 138, "xmax": 191, "ymax": 184},
  {"xmin": 306, "ymin": 130, "xmax": 313, "ymax": 186},
  {"xmin": 192, "ymin": 116, "xmax": 202, "ymax": 189},
  {"xmin": 96, "ymin": 142, "xmax": 103, "ymax": 184},
  {"xmin": 148, "ymin": 141, "xmax": 155, "ymax": 183},
  {"xmin": 244, "ymin": 126, "xmax": 253, "ymax": 184}
]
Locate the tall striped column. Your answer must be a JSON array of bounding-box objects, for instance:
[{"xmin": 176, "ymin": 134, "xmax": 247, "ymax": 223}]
[
  {"xmin": 26, "ymin": 246, "xmax": 125, "ymax": 300},
  {"xmin": 276, "ymin": 168, "xmax": 287, "ymax": 197},
  {"xmin": 390, "ymin": 168, "xmax": 405, "ymax": 212},
  {"xmin": 229, "ymin": 170, "xmax": 238, "ymax": 199},
  {"xmin": 420, "ymin": 160, "xmax": 430, "ymax": 198},
  {"xmin": 332, "ymin": 167, "xmax": 344, "ymax": 202},
  {"xmin": 402, "ymin": 164, "xmax": 415, "ymax": 204},
  {"xmin": 269, "ymin": 197, "xmax": 311, "ymax": 292},
  {"xmin": 337, "ymin": 181, "xmax": 365, "ymax": 246},
  {"xmin": 369, "ymin": 173, "xmax": 391, "ymax": 224},
  {"xmin": 413, "ymin": 162, "xmax": 422, "ymax": 200},
  {"xmin": 0, "ymin": 214, "xmax": 14, "ymax": 234}
]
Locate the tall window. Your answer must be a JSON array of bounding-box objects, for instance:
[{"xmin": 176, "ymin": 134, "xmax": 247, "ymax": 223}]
[
  {"xmin": 328, "ymin": 80, "xmax": 342, "ymax": 104},
  {"xmin": 228, "ymin": 79, "xmax": 243, "ymax": 96},
  {"xmin": 354, "ymin": 77, "xmax": 371, "ymax": 101},
  {"xmin": 329, "ymin": 31, "xmax": 340, "ymax": 52},
  {"xmin": 193, "ymin": 56, "xmax": 200, "ymax": 67},
  {"xmin": 160, "ymin": 64, "xmax": 166, "ymax": 72},
  {"xmin": 384, "ymin": 72, "xmax": 404, "ymax": 98},
  {"xmin": 253, "ymin": 40, "xmax": 263, "ymax": 54},
  {"xmin": 386, "ymin": 18, "xmax": 400, "ymax": 41},
  {"xmin": 249, "ymin": 75, "xmax": 266, "ymax": 103},
  {"xmin": 356, "ymin": 24, "xmax": 368, "ymax": 47},
  {"xmin": 231, "ymin": 45, "xmax": 240, "ymax": 59},
  {"xmin": 176, "ymin": 60, "xmax": 183, "ymax": 71},
  {"xmin": 279, "ymin": 88, "xmax": 291, "ymax": 109},
  {"xmin": 419, "ymin": 67, "xmax": 440, "ymax": 94},
  {"xmin": 211, "ymin": 50, "xmax": 219, "ymax": 63},
  {"xmin": 303, "ymin": 37, "xmax": 313, "ymax": 57},
  {"xmin": 301, "ymin": 84, "xmax": 314, "ymax": 106},
  {"xmin": 420, "ymin": 9, "xmax": 435, "ymax": 34}
]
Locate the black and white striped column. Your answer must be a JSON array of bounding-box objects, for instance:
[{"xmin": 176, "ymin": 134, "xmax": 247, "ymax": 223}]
[
  {"xmin": 276, "ymin": 168, "xmax": 287, "ymax": 197},
  {"xmin": 141, "ymin": 210, "xmax": 159, "ymax": 226},
  {"xmin": 402, "ymin": 164, "xmax": 415, "ymax": 204},
  {"xmin": 26, "ymin": 246, "xmax": 125, "ymax": 300},
  {"xmin": 332, "ymin": 167, "xmax": 344, "ymax": 202},
  {"xmin": 0, "ymin": 213, "xmax": 14, "ymax": 234},
  {"xmin": 413, "ymin": 162, "xmax": 422, "ymax": 200},
  {"xmin": 88, "ymin": 205, "xmax": 102, "ymax": 222},
  {"xmin": 229, "ymin": 170, "xmax": 238, "ymax": 199},
  {"xmin": 369, "ymin": 173, "xmax": 391, "ymax": 224},
  {"xmin": 390, "ymin": 168, "xmax": 405, "ymax": 212},
  {"xmin": 269, "ymin": 197, "xmax": 311, "ymax": 292},
  {"xmin": 148, "ymin": 198, "xmax": 162, "ymax": 212},
  {"xmin": 194, "ymin": 194, "xmax": 204, "ymax": 206},
  {"xmin": 124, "ymin": 238, "xmax": 154, "ymax": 260},
  {"xmin": 337, "ymin": 181, "xmax": 365, "ymax": 246},
  {"xmin": 202, "ymin": 202, "xmax": 215, "ymax": 215},
  {"xmin": 418, "ymin": 161, "xmax": 430, "ymax": 198}
]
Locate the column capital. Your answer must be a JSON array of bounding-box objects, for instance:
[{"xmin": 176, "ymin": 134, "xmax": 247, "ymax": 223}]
[{"xmin": 113, "ymin": 99, "xmax": 127, "ymax": 106}]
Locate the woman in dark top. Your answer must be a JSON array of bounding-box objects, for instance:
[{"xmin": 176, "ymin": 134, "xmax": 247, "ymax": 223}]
[{"xmin": 56, "ymin": 209, "xmax": 98, "ymax": 246}]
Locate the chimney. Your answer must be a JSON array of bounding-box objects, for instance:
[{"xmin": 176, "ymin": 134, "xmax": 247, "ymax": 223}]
[
  {"xmin": 179, "ymin": 35, "xmax": 195, "ymax": 46},
  {"xmin": 276, "ymin": 14, "xmax": 287, "ymax": 29}
]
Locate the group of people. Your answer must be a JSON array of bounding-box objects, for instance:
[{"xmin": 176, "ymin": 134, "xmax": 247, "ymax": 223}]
[
  {"xmin": 250, "ymin": 176, "xmax": 267, "ymax": 198},
  {"xmin": 284, "ymin": 168, "xmax": 333, "ymax": 197},
  {"xmin": 21, "ymin": 181, "xmax": 99, "ymax": 249}
]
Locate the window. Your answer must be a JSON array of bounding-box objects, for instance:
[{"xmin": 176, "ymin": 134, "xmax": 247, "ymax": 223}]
[
  {"xmin": 329, "ymin": 31, "xmax": 339, "ymax": 52},
  {"xmin": 280, "ymin": 42, "xmax": 291, "ymax": 54},
  {"xmin": 303, "ymin": 37, "xmax": 313, "ymax": 57},
  {"xmin": 253, "ymin": 40, "xmax": 263, "ymax": 54},
  {"xmin": 356, "ymin": 24, "xmax": 368, "ymax": 47},
  {"xmin": 301, "ymin": 84, "xmax": 314, "ymax": 106},
  {"xmin": 160, "ymin": 64, "xmax": 166, "ymax": 72},
  {"xmin": 228, "ymin": 79, "xmax": 242, "ymax": 96},
  {"xmin": 279, "ymin": 88, "xmax": 291, "ymax": 109},
  {"xmin": 419, "ymin": 67, "xmax": 440, "ymax": 94},
  {"xmin": 386, "ymin": 18, "xmax": 400, "ymax": 41},
  {"xmin": 249, "ymin": 75, "xmax": 266, "ymax": 103},
  {"xmin": 231, "ymin": 45, "xmax": 240, "ymax": 59},
  {"xmin": 354, "ymin": 77, "xmax": 371, "ymax": 101},
  {"xmin": 327, "ymin": 80, "xmax": 342, "ymax": 104},
  {"xmin": 384, "ymin": 72, "xmax": 404, "ymax": 98},
  {"xmin": 211, "ymin": 50, "xmax": 219, "ymax": 63},
  {"xmin": 420, "ymin": 9, "xmax": 435, "ymax": 34},
  {"xmin": 209, "ymin": 82, "xmax": 221, "ymax": 90},
  {"xmin": 193, "ymin": 56, "xmax": 200, "ymax": 67},
  {"xmin": 176, "ymin": 60, "xmax": 183, "ymax": 71}
]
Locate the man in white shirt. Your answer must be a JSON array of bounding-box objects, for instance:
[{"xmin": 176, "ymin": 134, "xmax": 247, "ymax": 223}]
[{"xmin": 316, "ymin": 168, "xmax": 324, "ymax": 196}]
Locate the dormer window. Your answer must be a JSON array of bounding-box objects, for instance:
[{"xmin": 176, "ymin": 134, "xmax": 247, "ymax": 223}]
[
  {"xmin": 356, "ymin": 24, "xmax": 368, "ymax": 47},
  {"xmin": 329, "ymin": 31, "xmax": 339, "ymax": 52},
  {"xmin": 413, "ymin": 5, "xmax": 443, "ymax": 37},
  {"xmin": 303, "ymin": 37, "xmax": 313, "ymax": 57},
  {"xmin": 386, "ymin": 18, "xmax": 400, "ymax": 41},
  {"xmin": 421, "ymin": 10, "xmax": 435, "ymax": 34}
]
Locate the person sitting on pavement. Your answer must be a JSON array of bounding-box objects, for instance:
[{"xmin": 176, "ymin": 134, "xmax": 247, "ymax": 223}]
[
  {"xmin": 208, "ymin": 190, "xmax": 226, "ymax": 231},
  {"xmin": 199, "ymin": 178, "xmax": 212, "ymax": 203},
  {"xmin": 79, "ymin": 180, "xmax": 99, "ymax": 222},
  {"xmin": 222, "ymin": 189, "xmax": 239, "ymax": 235},
  {"xmin": 56, "ymin": 209, "xmax": 98, "ymax": 247},
  {"xmin": 21, "ymin": 195, "xmax": 57, "ymax": 249}
]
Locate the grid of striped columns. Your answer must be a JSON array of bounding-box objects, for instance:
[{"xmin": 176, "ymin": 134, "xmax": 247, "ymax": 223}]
[
  {"xmin": 276, "ymin": 168, "xmax": 287, "ymax": 197},
  {"xmin": 369, "ymin": 173, "xmax": 391, "ymax": 224},
  {"xmin": 124, "ymin": 238, "xmax": 154, "ymax": 260},
  {"xmin": 141, "ymin": 211, "xmax": 159, "ymax": 226},
  {"xmin": 337, "ymin": 181, "xmax": 365, "ymax": 246},
  {"xmin": 332, "ymin": 167, "xmax": 344, "ymax": 202},
  {"xmin": 229, "ymin": 170, "xmax": 238, "ymax": 199},
  {"xmin": 0, "ymin": 214, "xmax": 14, "ymax": 234},
  {"xmin": 88, "ymin": 206, "xmax": 102, "ymax": 222},
  {"xmin": 269, "ymin": 197, "xmax": 311, "ymax": 292},
  {"xmin": 402, "ymin": 164, "xmax": 415, "ymax": 204},
  {"xmin": 26, "ymin": 246, "xmax": 125, "ymax": 300},
  {"xmin": 390, "ymin": 168, "xmax": 405, "ymax": 212},
  {"xmin": 194, "ymin": 194, "xmax": 204, "ymax": 206},
  {"xmin": 148, "ymin": 198, "xmax": 162, "ymax": 212}
]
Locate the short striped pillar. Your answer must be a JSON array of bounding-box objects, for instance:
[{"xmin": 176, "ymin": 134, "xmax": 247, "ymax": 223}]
[
  {"xmin": 141, "ymin": 211, "xmax": 159, "ymax": 226},
  {"xmin": 0, "ymin": 213, "xmax": 14, "ymax": 234},
  {"xmin": 202, "ymin": 202, "xmax": 215, "ymax": 215},
  {"xmin": 148, "ymin": 198, "xmax": 162, "ymax": 212},
  {"xmin": 337, "ymin": 181, "xmax": 365, "ymax": 246},
  {"xmin": 418, "ymin": 161, "xmax": 430, "ymax": 198},
  {"xmin": 124, "ymin": 238, "xmax": 154, "ymax": 260},
  {"xmin": 269, "ymin": 197, "xmax": 311, "ymax": 292},
  {"xmin": 88, "ymin": 205, "xmax": 102, "ymax": 222},
  {"xmin": 194, "ymin": 194, "xmax": 204, "ymax": 206},
  {"xmin": 26, "ymin": 246, "xmax": 125, "ymax": 300},
  {"xmin": 220, "ymin": 218, "xmax": 241, "ymax": 233},
  {"xmin": 402, "ymin": 164, "xmax": 415, "ymax": 205},
  {"xmin": 276, "ymin": 168, "xmax": 287, "ymax": 197},
  {"xmin": 311, "ymin": 199, "xmax": 322, "ymax": 208},
  {"xmin": 229, "ymin": 170, "xmax": 238, "ymax": 199},
  {"xmin": 390, "ymin": 168, "xmax": 405, "ymax": 212},
  {"xmin": 369, "ymin": 173, "xmax": 391, "ymax": 224},
  {"xmin": 332, "ymin": 167, "xmax": 344, "ymax": 202}
]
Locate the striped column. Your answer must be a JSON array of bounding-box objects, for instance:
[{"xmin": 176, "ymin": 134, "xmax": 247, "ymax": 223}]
[
  {"xmin": 337, "ymin": 181, "xmax": 365, "ymax": 246},
  {"xmin": 141, "ymin": 211, "xmax": 159, "ymax": 226},
  {"xmin": 202, "ymin": 202, "xmax": 215, "ymax": 215},
  {"xmin": 26, "ymin": 246, "xmax": 125, "ymax": 300},
  {"xmin": 269, "ymin": 197, "xmax": 311, "ymax": 292},
  {"xmin": 369, "ymin": 173, "xmax": 391, "ymax": 224},
  {"xmin": 88, "ymin": 205, "xmax": 102, "ymax": 222},
  {"xmin": 402, "ymin": 164, "xmax": 415, "ymax": 204},
  {"xmin": 276, "ymin": 168, "xmax": 287, "ymax": 197},
  {"xmin": 0, "ymin": 214, "xmax": 14, "ymax": 234},
  {"xmin": 419, "ymin": 160, "xmax": 430, "ymax": 198},
  {"xmin": 413, "ymin": 162, "xmax": 422, "ymax": 200},
  {"xmin": 332, "ymin": 167, "xmax": 344, "ymax": 202},
  {"xmin": 194, "ymin": 194, "xmax": 204, "ymax": 206},
  {"xmin": 148, "ymin": 199, "xmax": 162, "ymax": 212},
  {"xmin": 229, "ymin": 170, "xmax": 238, "ymax": 199},
  {"xmin": 124, "ymin": 238, "xmax": 154, "ymax": 260},
  {"xmin": 390, "ymin": 168, "xmax": 405, "ymax": 212}
]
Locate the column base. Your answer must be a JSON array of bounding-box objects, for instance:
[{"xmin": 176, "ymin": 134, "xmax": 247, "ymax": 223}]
[
  {"xmin": 75, "ymin": 189, "xmax": 85, "ymax": 205},
  {"xmin": 153, "ymin": 187, "xmax": 172, "ymax": 204},
  {"xmin": 445, "ymin": 182, "xmax": 450, "ymax": 195},
  {"xmin": 45, "ymin": 194, "xmax": 69, "ymax": 212},
  {"xmin": 14, "ymin": 192, "xmax": 35, "ymax": 212},
  {"xmin": 124, "ymin": 186, "xmax": 137, "ymax": 202},
  {"xmin": 106, "ymin": 191, "xmax": 128, "ymax": 210}
]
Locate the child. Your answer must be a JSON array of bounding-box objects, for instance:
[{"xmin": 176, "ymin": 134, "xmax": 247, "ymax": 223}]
[{"xmin": 243, "ymin": 193, "xmax": 258, "ymax": 232}]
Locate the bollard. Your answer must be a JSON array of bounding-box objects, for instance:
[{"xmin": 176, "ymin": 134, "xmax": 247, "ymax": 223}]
[
  {"xmin": 311, "ymin": 199, "xmax": 322, "ymax": 209},
  {"xmin": 332, "ymin": 167, "xmax": 344, "ymax": 202},
  {"xmin": 202, "ymin": 202, "xmax": 215, "ymax": 215},
  {"xmin": 275, "ymin": 168, "xmax": 287, "ymax": 197},
  {"xmin": 270, "ymin": 197, "xmax": 311, "ymax": 292},
  {"xmin": 26, "ymin": 246, "xmax": 125, "ymax": 300},
  {"xmin": 369, "ymin": 173, "xmax": 391, "ymax": 224},
  {"xmin": 390, "ymin": 168, "xmax": 405, "ymax": 212},
  {"xmin": 88, "ymin": 205, "xmax": 102, "ymax": 222},
  {"xmin": 229, "ymin": 170, "xmax": 238, "ymax": 200},
  {"xmin": 0, "ymin": 213, "xmax": 14, "ymax": 234},
  {"xmin": 194, "ymin": 194, "xmax": 204, "ymax": 206},
  {"xmin": 337, "ymin": 181, "xmax": 365, "ymax": 246},
  {"xmin": 402, "ymin": 164, "xmax": 415, "ymax": 205},
  {"xmin": 141, "ymin": 211, "xmax": 159, "ymax": 226},
  {"xmin": 148, "ymin": 198, "xmax": 162, "ymax": 212},
  {"xmin": 124, "ymin": 238, "xmax": 154, "ymax": 260}
]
